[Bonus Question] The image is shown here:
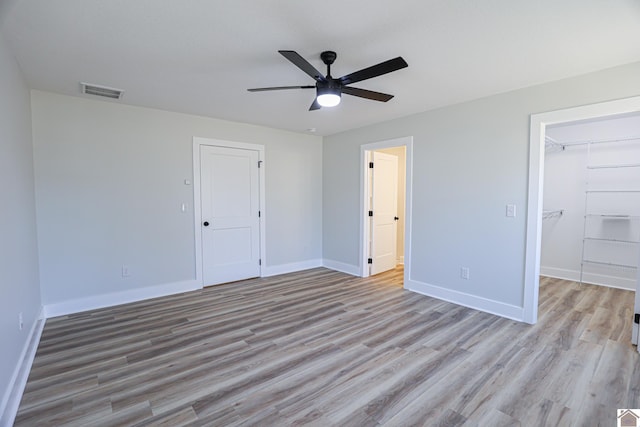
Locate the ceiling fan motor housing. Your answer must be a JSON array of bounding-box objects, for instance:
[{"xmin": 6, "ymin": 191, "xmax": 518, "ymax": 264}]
[
  {"xmin": 317, "ymin": 78, "xmax": 341, "ymax": 92},
  {"xmin": 320, "ymin": 51, "xmax": 337, "ymax": 66}
]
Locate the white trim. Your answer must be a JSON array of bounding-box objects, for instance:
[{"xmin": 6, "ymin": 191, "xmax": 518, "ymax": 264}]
[
  {"xmin": 359, "ymin": 136, "xmax": 414, "ymax": 286},
  {"xmin": 323, "ymin": 259, "xmax": 360, "ymax": 276},
  {"xmin": 406, "ymin": 279, "xmax": 524, "ymax": 322},
  {"xmin": 525, "ymin": 96, "xmax": 640, "ymax": 324},
  {"xmin": 43, "ymin": 280, "xmax": 200, "ymax": 318},
  {"xmin": 0, "ymin": 308, "xmax": 45, "ymax": 427},
  {"xmin": 362, "ymin": 150, "xmax": 372, "ymax": 277},
  {"xmin": 262, "ymin": 259, "xmax": 323, "ymax": 277},
  {"xmin": 540, "ymin": 267, "xmax": 635, "ymax": 290},
  {"xmin": 192, "ymin": 137, "xmax": 267, "ymax": 286}
]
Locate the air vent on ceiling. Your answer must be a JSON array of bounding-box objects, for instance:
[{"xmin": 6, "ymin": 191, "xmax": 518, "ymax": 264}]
[{"xmin": 80, "ymin": 82, "xmax": 124, "ymax": 99}]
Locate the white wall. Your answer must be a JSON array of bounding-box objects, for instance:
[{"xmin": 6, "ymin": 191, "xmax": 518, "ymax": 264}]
[
  {"xmin": 323, "ymin": 61, "xmax": 640, "ymax": 320},
  {"xmin": 0, "ymin": 33, "xmax": 42, "ymax": 424},
  {"xmin": 31, "ymin": 91, "xmax": 323, "ymax": 309},
  {"xmin": 542, "ymin": 115, "xmax": 640, "ymax": 289}
]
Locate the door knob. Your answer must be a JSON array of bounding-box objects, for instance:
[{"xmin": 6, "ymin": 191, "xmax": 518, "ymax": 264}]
[
  {"xmin": 203, "ymin": 221, "xmax": 210, "ymax": 227},
  {"xmin": 394, "ymin": 216, "xmax": 399, "ymax": 221}
]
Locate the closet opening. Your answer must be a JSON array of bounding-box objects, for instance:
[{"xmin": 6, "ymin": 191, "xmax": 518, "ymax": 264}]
[
  {"xmin": 542, "ymin": 115, "xmax": 640, "ymax": 291},
  {"xmin": 524, "ymin": 96, "xmax": 640, "ymax": 350}
]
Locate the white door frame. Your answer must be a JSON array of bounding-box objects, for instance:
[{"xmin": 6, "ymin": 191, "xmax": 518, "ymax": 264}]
[
  {"xmin": 193, "ymin": 137, "xmax": 266, "ymax": 286},
  {"xmin": 523, "ymin": 96, "xmax": 640, "ymax": 324},
  {"xmin": 360, "ymin": 136, "xmax": 413, "ymax": 282}
]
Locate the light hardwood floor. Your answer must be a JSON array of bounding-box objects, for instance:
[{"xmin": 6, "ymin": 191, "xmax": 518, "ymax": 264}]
[{"xmin": 15, "ymin": 268, "xmax": 640, "ymax": 426}]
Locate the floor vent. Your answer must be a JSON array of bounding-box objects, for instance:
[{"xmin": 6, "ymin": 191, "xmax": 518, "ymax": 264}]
[{"xmin": 80, "ymin": 82, "xmax": 124, "ymax": 99}]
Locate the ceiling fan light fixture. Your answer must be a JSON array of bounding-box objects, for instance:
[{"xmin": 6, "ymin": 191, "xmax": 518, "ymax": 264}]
[
  {"xmin": 316, "ymin": 86, "xmax": 341, "ymax": 107},
  {"xmin": 248, "ymin": 50, "xmax": 408, "ymax": 110}
]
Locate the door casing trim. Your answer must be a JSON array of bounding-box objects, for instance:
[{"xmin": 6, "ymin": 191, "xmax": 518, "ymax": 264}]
[{"xmin": 359, "ymin": 136, "xmax": 414, "ymax": 283}]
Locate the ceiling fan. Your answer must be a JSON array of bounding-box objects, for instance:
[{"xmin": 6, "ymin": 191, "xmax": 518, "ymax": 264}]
[{"xmin": 248, "ymin": 50, "xmax": 408, "ymax": 110}]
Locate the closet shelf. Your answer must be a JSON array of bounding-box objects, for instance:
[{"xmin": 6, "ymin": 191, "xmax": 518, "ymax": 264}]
[
  {"xmin": 583, "ymin": 237, "xmax": 640, "ymax": 244},
  {"xmin": 582, "ymin": 260, "xmax": 638, "ymax": 269},
  {"xmin": 585, "ymin": 214, "xmax": 639, "ymax": 219},
  {"xmin": 587, "ymin": 162, "xmax": 640, "ymax": 169},
  {"xmin": 542, "ymin": 209, "xmax": 564, "ymax": 219},
  {"xmin": 551, "ymin": 135, "xmax": 640, "ymax": 147},
  {"xmin": 578, "ymin": 138, "xmax": 640, "ymax": 284},
  {"xmin": 585, "ymin": 189, "xmax": 640, "ymax": 193},
  {"xmin": 544, "ymin": 136, "xmax": 565, "ymax": 151}
]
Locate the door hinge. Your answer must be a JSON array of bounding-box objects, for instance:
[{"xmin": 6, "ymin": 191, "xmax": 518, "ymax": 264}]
[
  {"xmin": 635, "ymin": 313, "xmax": 640, "ymax": 324},
  {"xmin": 258, "ymin": 160, "xmax": 263, "ymax": 168},
  {"xmin": 368, "ymin": 258, "xmax": 373, "ymax": 264},
  {"xmin": 259, "ymin": 259, "xmax": 262, "ymax": 266},
  {"xmin": 368, "ymin": 210, "xmax": 373, "ymax": 217},
  {"xmin": 258, "ymin": 210, "xmax": 261, "ymax": 218},
  {"xmin": 369, "ymin": 162, "xmax": 374, "ymax": 169}
]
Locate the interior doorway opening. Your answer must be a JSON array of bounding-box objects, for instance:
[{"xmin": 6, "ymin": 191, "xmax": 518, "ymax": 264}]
[
  {"xmin": 368, "ymin": 148, "xmax": 403, "ymax": 275},
  {"xmin": 360, "ymin": 137, "xmax": 413, "ymax": 285},
  {"xmin": 525, "ymin": 96, "xmax": 640, "ymax": 350},
  {"xmin": 542, "ymin": 114, "xmax": 640, "ymax": 290}
]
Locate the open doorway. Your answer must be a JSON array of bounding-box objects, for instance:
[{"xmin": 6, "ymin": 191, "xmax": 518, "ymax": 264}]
[
  {"xmin": 542, "ymin": 114, "xmax": 640, "ymax": 289},
  {"xmin": 359, "ymin": 136, "xmax": 413, "ymax": 285},
  {"xmin": 524, "ymin": 96, "xmax": 640, "ymax": 349},
  {"xmin": 368, "ymin": 148, "xmax": 404, "ymax": 275}
]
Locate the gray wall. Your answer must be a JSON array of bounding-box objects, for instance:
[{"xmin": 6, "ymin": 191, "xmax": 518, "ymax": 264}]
[
  {"xmin": 31, "ymin": 91, "xmax": 323, "ymax": 305},
  {"xmin": 323, "ymin": 61, "xmax": 640, "ymax": 311},
  {"xmin": 0, "ymin": 33, "xmax": 41, "ymax": 420}
]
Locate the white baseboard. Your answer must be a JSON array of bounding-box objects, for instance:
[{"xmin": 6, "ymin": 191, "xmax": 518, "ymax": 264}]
[
  {"xmin": 262, "ymin": 259, "xmax": 323, "ymax": 277},
  {"xmin": 43, "ymin": 279, "xmax": 202, "ymax": 318},
  {"xmin": 322, "ymin": 259, "xmax": 361, "ymax": 276},
  {"xmin": 540, "ymin": 266, "xmax": 635, "ymax": 290},
  {"xmin": 0, "ymin": 307, "xmax": 45, "ymax": 427},
  {"xmin": 405, "ymin": 279, "xmax": 524, "ymax": 322}
]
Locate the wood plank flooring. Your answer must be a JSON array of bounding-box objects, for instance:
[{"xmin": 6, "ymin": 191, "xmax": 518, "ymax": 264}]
[{"xmin": 15, "ymin": 269, "xmax": 640, "ymax": 426}]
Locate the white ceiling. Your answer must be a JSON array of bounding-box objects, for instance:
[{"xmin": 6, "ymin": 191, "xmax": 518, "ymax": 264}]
[{"xmin": 2, "ymin": 0, "xmax": 640, "ymax": 136}]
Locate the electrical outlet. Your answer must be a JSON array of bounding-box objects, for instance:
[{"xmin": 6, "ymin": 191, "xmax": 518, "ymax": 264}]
[
  {"xmin": 18, "ymin": 312, "xmax": 23, "ymax": 331},
  {"xmin": 122, "ymin": 265, "xmax": 131, "ymax": 277},
  {"xmin": 461, "ymin": 267, "xmax": 470, "ymax": 280}
]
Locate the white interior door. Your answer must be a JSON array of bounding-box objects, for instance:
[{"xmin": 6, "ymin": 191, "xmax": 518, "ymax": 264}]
[
  {"xmin": 371, "ymin": 151, "xmax": 398, "ymax": 275},
  {"xmin": 200, "ymin": 145, "xmax": 260, "ymax": 285}
]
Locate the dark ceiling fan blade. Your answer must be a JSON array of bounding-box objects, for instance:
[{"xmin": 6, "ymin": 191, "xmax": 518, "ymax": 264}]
[
  {"xmin": 309, "ymin": 98, "xmax": 321, "ymax": 111},
  {"xmin": 279, "ymin": 50, "xmax": 327, "ymax": 82},
  {"xmin": 339, "ymin": 57, "xmax": 408, "ymax": 86},
  {"xmin": 342, "ymin": 86, "xmax": 394, "ymax": 102},
  {"xmin": 248, "ymin": 85, "xmax": 315, "ymax": 92}
]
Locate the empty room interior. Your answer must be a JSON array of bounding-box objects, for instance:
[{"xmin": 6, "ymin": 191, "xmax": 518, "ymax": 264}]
[{"xmin": 2, "ymin": 1, "xmax": 640, "ymax": 426}]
